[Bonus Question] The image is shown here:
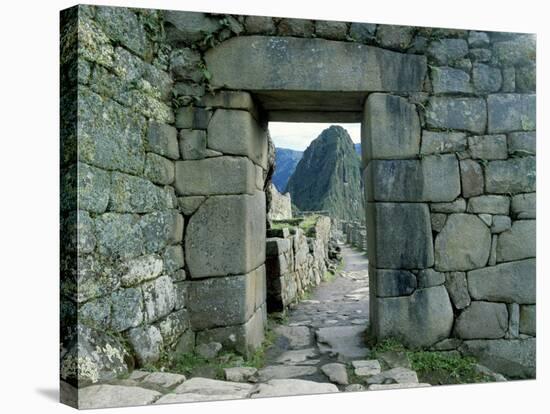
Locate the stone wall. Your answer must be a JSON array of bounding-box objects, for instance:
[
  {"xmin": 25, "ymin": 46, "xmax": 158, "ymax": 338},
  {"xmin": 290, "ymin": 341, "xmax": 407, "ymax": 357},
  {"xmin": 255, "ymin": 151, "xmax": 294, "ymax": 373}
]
[
  {"xmin": 362, "ymin": 32, "xmax": 535, "ymax": 377},
  {"xmin": 60, "ymin": 5, "xmax": 271, "ymax": 388},
  {"xmin": 267, "ymin": 183, "xmax": 293, "ymax": 221},
  {"xmin": 266, "ymin": 216, "xmax": 332, "ymax": 311},
  {"xmin": 61, "ymin": 4, "xmax": 536, "ymax": 388},
  {"xmin": 342, "ymin": 221, "xmax": 367, "ymax": 251}
]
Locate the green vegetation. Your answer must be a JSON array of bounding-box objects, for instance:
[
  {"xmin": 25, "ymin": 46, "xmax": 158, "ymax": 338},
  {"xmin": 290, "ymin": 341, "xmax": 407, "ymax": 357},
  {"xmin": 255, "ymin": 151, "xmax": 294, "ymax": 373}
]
[
  {"xmin": 369, "ymin": 338, "xmax": 494, "ymax": 385},
  {"xmin": 143, "ymin": 319, "xmax": 278, "ymax": 380},
  {"xmin": 271, "ymin": 214, "xmax": 321, "ymax": 237}
]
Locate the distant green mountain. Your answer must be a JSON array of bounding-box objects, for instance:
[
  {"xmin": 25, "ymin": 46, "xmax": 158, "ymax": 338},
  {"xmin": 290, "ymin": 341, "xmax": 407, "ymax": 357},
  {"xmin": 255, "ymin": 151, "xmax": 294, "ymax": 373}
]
[
  {"xmin": 272, "ymin": 148, "xmax": 303, "ymax": 192},
  {"xmin": 285, "ymin": 126, "xmax": 364, "ymax": 221}
]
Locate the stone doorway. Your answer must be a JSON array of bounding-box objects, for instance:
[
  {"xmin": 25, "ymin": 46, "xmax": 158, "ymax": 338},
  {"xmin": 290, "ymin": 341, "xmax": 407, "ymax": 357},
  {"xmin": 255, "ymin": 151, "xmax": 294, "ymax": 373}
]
[{"xmin": 197, "ymin": 34, "xmax": 445, "ymax": 351}]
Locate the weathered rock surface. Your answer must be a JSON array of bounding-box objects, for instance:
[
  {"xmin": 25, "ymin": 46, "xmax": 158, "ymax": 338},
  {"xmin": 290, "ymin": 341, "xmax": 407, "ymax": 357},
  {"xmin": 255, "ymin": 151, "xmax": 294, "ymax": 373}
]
[
  {"xmin": 426, "ymin": 97, "xmax": 487, "ymax": 133},
  {"xmin": 185, "ymin": 192, "xmax": 266, "ymax": 278},
  {"xmin": 467, "ymin": 259, "xmax": 535, "ymax": 304},
  {"xmin": 251, "ymin": 379, "xmax": 338, "ymax": 398},
  {"xmin": 321, "ymin": 363, "xmax": 349, "ymax": 385},
  {"xmin": 205, "ymin": 36, "xmax": 427, "ymax": 93},
  {"xmin": 258, "ymin": 365, "xmax": 317, "ymax": 381},
  {"xmin": 496, "ymin": 220, "xmax": 536, "ymax": 262},
  {"xmin": 366, "ymin": 367, "xmax": 419, "ymax": 385},
  {"xmin": 373, "ymin": 286, "xmax": 454, "ymax": 348},
  {"xmin": 79, "ymin": 385, "xmax": 161, "ymax": 409},
  {"xmin": 352, "ymin": 360, "xmax": 382, "ymax": 377},
  {"xmin": 435, "ymin": 214, "xmax": 491, "ymax": 271},
  {"xmin": 485, "ymin": 157, "xmax": 536, "ymax": 194},
  {"xmin": 455, "ymin": 301, "xmax": 508, "ymax": 339},
  {"xmin": 459, "ymin": 338, "xmax": 535, "ymax": 378},
  {"xmin": 362, "ymin": 94, "xmax": 420, "ymax": 162},
  {"xmin": 375, "ymin": 269, "xmax": 417, "ymax": 297},
  {"xmin": 367, "ymin": 203, "xmax": 434, "ymax": 269},
  {"xmin": 316, "ymin": 325, "xmax": 368, "ymax": 359}
]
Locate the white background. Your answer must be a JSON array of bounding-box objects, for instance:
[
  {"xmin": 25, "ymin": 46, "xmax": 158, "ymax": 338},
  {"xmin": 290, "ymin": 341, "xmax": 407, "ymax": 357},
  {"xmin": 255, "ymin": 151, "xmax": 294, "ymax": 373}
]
[{"xmin": 0, "ymin": 0, "xmax": 547, "ymax": 412}]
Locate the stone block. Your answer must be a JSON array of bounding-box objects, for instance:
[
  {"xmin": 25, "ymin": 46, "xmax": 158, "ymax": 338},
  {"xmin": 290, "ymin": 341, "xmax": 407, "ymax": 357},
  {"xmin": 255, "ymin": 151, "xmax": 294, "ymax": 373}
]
[
  {"xmin": 169, "ymin": 48, "xmax": 203, "ymax": 82},
  {"xmin": 196, "ymin": 304, "xmax": 266, "ymax": 356},
  {"xmin": 179, "ymin": 129, "xmax": 206, "ymax": 160},
  {"xmin": 208, "ymin": 109, "xmax": 268, "ymax": 169},
  {"xmin": 144, "ymin": 153, "xmax": 174, "ymax": 185},
  {"xmin": 174, "ymin": 156, "xmax": 256, "ymax": 196},
  {"xmin": 349, "ymin": 23, "xmax": 377, "ymax": 43},
  {"xmin": 376, "ymin": 25, "xmax": 415, "ymax": 50},
  {"xmin": 460, "ymin": 160, "xmax": 484, "ymax": 198},
  {"xmin": 173, "ymin": 281, "xmax": 187, "ymax": 310},
  {"xmin": 434, "ymin": 214, "xmax": 491, "ymax": 271},
  {"xmin": 469, "ymin": 48, "xmax": 492, "ymax": 63},
  {"xmin": 375, "ymin": 269, "xmax": 417, "ymax": 297},
  {"xmin": 315, "ymin": 20, "xmax": 348, "ymax": 41},
  {"xmin": 468, "ymin": 31, "xmax": 490, "ymax": 48},
  {"xmin": 266, "ymin": 238, "xmax": 292, "ymax": 256},
  {"xmin": 95, "ymin": 6, "xmax": 151, "ymax": 59},
  {"xmin": 485, "ymin": 157, "xmax": 536, "ymax": 194},
  {"xmin": 427, "ymin": 39, "xmax": 468, "ymax": 65},
  {"xmin": 110, "ymin": 172, "xmax": 173, "ymax": 213},
  {"xmin": 185, "ymin": 191, "xmax": 266, "ymax": 278},
  {"xmin": 365, "ymin": 155, "xmax": 460, "ymax": 202},
  {"xmin": 78, "ymin": 297, "xmax": 111, "ymax": 329},
  {"xmin": 163, "ymin": 10, "xmax": 221, "ymax": 44},
  {"xmin": 511, "ymin": 193, "xmax": 535, "ymax": 219},
  {"xmin": 140, "ymin": 210, "xmax": 183, "ymax": 253},
  {"xmin": 367, "ymin": 203, "xmax": 434, "ymax": 269},
  {"xmin": 74, "ymin": 255, "xmax": 119, "ymax": 303},
  {"xmin": 431, "ymin": 66, "xmax": 472, "ymax": 94},
  {"xmin": 60, "ymin": 324, "xmax": 129, "ymax": 385},
  {"xmin": 431, "ymin": 213, "xmax": 447, "ymax": 232},
  {"xmin": 426, "ymin": 97, "xmax": 487, "ymax": 134},
  {"xmin": 472, "ymin": 64, "xmax": 502, "ymax": 93},
  {"xmin": 501, "ymin": 67, "xmax": 516, "ymax": 92},
  {"xmin": 147, "ymin": 122, "xmax": 179, "ymax": 160},
  {"xmin": 77, "ymin": 163, "xmax": 110, "ymax": 213},
  {"xmin": 95, "ymin": 213, "xmax": 144, "ymax": 259},
  {"xmin": 127, "ymin": 325, "xmax": 163, "ymax": 367},
  {"xmin": 78, "ymin": 88, "xmax": 145, "ymax": 175},
  {"xmin": 244, "ymin": 16, "xmax": 277, "ymax": 35},
  {"xmin": 142, "ymin": 275, "xmax": 176, "ymax": 323},
  {"xmin": 362, "ymin": 94, "xmax": 420, "ymax": 162},
  {"xmin": 492, "ymin": 35, "xmax": 536, "ymax": 66},
  {"xmin": 487, "ymin": 94, "xmax": 536, "ymax": 133},
  {"xmin": 417, "ymin": 269, "xmax": 445, "ymax": 288},
  {"xmin": 516, "ymin": 62, "xmax": 536, "ymax": 93},
  {"xmin": 373, "ymin": 286, "xmax": 454, "ymax": 348},
  {"xmin": 467, "ymin": 195, "xmax": 510, "ymax": 214},
  {"xmin": 175, "ymin": 106, "xmax": 212, "ymax": 129},
  {"xmin": 177, "ymin": 196, "xmax": 206, "ymax": 216},
  {"xmin": 420, "ymin": 131, "xmax": 467, "ymax": 155},
  {"xmin": 205, "ymin": 36, "xmax": 427, "ymax": 92},
  {"xmin": 497, "ymin": 220, "xmax": 536, "ymax": 262},
  {"xmin": 468, "ymin": 135, "xmax": 507, "ymax": 160},
  {"xmin": 478, "ymin": 214, "xmax": 492, "ymax": 227},
  {"xmin": 277, "ymin": 18, "xmax": 314, "ymax": 37},
  {"xmin": 444, "ymin": 271, "xmax": 471, "ymax": 309},
  {"xmin": 519, "ymin": 305, "xmax": 536, "ymax": 336},
  {"xmin": 187, "ymin": 266, "xmax": 265, "ymax": 330},
  {"xmin": 163, "ymin": 245, "xmax": 184, "ymax": 274},
  {"xmin": 455, "ymin": 301, "xmax": 508, "ymax": 339},
  {"xmin": 506, "ymin": 303, "xmax": 520, "ymax": 339},
  {"xmin": 491, "ymin": 215, "xmax": 511, "ymax": 233},
  {"xmin": 459, "ymin": 338, "xmax": 535, "ymax": 378},
  {"xmin": 467, "ymin": 259, "xmax": 535, "ymax": 304},
  {"xmin": 120, "ymin": 254, "xmax": 163, "ymax": 287},
  {"xmin": 111, "ymin": 288, "xmax": 143, "ymax": 332},
  {"xmin": 508, "ymin": 132, "xmax": 536, "ymax": 156},
  {"xmin": 157, "ymin": 309, "xmax": 191, "ymax": 346},
  {"xmin": 430, "ymin": 198, "xmax": 466, "ymax": 213},
  {"xmin": 198, "ymin": 91, "xmax": 258, "ymax": 114}
]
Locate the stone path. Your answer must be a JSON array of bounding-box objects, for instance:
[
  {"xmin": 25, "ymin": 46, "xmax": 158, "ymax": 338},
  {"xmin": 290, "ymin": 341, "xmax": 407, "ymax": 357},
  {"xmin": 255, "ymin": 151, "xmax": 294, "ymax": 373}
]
[{"xmin": 67, "ymin": 242, "xmax": 431, "ymax": 409}]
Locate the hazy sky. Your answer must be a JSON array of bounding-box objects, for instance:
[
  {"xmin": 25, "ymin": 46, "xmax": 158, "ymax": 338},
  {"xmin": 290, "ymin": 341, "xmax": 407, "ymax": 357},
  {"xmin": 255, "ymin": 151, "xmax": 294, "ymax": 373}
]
[{"xmin": 269, "ymin": 122, "xmax": 361, "ymax": 151}]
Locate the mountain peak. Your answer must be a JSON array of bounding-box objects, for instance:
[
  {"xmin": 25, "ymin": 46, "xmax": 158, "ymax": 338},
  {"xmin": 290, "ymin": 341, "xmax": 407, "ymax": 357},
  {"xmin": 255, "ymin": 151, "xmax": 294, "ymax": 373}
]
[{"xmin": 285, "ymin": 126, "xmax": 363, "ymax": 221}]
